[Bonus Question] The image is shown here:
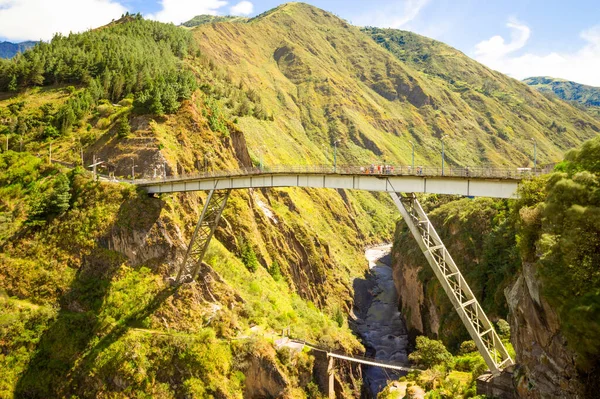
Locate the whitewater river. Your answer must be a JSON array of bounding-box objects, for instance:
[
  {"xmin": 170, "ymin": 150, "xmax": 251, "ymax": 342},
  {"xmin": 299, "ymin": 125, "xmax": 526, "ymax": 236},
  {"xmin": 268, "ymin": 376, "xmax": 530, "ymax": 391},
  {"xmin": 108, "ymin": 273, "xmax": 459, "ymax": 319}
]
[{"xmin": 352, "ymin": 244, "xmax": 410, "ymax": 397}]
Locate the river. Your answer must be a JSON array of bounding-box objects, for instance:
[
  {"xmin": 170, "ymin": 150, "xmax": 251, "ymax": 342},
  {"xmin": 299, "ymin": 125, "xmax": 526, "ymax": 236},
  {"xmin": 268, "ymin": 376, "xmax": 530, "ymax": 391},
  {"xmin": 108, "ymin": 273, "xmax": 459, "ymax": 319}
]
[{"xmin": 352, "ymin": 244, "xmax": 410, "ymax": 397}]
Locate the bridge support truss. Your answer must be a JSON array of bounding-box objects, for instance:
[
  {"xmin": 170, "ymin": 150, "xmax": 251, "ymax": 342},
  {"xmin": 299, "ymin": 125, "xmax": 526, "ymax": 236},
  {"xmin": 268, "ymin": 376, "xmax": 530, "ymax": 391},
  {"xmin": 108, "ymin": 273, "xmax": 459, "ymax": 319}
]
[
  {"xmin": 176, "ymin": 189, "xmax": 231, "ymax": 283},
  {"xmin": 389, "ymin": 192, "xmax": 513, "ymax": 375}
]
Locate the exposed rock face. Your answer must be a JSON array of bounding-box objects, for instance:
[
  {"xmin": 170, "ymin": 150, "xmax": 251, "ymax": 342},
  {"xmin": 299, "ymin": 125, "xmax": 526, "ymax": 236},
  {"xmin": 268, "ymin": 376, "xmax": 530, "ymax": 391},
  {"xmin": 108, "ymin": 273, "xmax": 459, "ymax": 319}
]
[
  {"xmin": 505, "ymin": 263, "xmax": 584, "ymax": 398},
  {"xmin": 243, "ymin": 353, "xmax": 289, "ymax": 398},
  {"xmin": 390, "ymin": 248, "xmax": 440, "ymax": 342}
]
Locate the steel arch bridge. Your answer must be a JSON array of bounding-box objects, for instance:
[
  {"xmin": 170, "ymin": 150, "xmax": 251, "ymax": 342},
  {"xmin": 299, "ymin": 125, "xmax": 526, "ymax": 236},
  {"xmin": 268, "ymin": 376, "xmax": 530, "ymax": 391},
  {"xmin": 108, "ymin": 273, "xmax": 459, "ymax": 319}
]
[{"xmin": 136, "ymin": 165, "xmax": 529, "ymax": 376}]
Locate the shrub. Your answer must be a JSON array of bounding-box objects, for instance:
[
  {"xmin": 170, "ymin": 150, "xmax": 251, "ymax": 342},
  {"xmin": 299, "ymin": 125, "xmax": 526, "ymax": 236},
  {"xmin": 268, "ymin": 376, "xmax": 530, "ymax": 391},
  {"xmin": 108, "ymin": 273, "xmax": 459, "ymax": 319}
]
[
  {"xmin": 239, "ymin": 238, "xmax": 259, "ymax": 272},
  {"xmin": 496, "ymin": 319, "xmax": 510, "ymax": 339},
  {"xmin": 459, "ymin": 340, "xmax": 478, "ymax": 355},
  {"xmin": 268, "ymin": 260, "xmax": 282, "ymax": 281},
  {"xmin": 408, "ymin": 336, "xmax": 453, "ymax": 369},
  {"xmin": 117, "ymin": 116, "xmax": 131, "ymax": 138}
]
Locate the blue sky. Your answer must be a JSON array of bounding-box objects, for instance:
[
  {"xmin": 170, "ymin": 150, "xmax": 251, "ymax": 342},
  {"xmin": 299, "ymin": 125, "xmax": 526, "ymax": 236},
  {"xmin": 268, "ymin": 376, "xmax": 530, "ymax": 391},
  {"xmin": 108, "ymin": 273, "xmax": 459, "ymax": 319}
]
[{"xmin": 1, "ymin": 0, "xmax": 599, "ymax": 85}]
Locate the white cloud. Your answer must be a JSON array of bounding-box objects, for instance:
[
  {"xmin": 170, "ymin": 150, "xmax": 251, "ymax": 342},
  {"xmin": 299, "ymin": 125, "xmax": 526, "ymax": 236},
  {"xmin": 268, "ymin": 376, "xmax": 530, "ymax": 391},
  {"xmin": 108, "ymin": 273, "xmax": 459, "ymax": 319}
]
[
  {"xmin": 475, "ymin": 19, "xmax": 530, "ymax": 58},
  {"xmin": 147, "ymin": 0, "xmax": 227, "ymax": 25},
  {"xmin": 230, "ymin": 1, "xmax": 253, "ymax": 16},
  {"xmin": 353, "ymin": 0, "xmax": 430, "ymax": 29},
  {"xmin": 0, "ymin": 0, "xmax": 127, "ymax": 42},
  {"xmin": 475, "ymin": 21, "xmax": 600, "ymax": 87}
]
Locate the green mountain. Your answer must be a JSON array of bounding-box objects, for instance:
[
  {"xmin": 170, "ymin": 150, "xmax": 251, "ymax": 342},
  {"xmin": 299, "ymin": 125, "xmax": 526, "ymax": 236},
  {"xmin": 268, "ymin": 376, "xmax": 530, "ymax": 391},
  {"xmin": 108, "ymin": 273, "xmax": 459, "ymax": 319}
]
[
  {"xmin": 524, "ymin": 76, "xmax": 600, "ymax": 118},
  {"xmin": 0, "ymin": 41, "xmax": 36, "ymax": 59},
  {"xmin": 192, "ymin": 4, "xmax": 599, "ymax": 168},
  {"xmin": 0, "ymin": 3, "xmax": 599, "ymax": 398}
]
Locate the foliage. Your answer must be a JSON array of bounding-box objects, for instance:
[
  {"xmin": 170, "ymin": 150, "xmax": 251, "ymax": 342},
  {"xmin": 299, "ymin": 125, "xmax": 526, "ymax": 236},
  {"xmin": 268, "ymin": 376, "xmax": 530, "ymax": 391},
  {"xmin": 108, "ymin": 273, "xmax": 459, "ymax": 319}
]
[
  {"xmin": 0, "ymin": 16, "xmax": 193, "ymax": 99},
  {"xmin": 409, "ymin": 336, "xmax": 453, "ymax": 369},
  {"xmin": 239, "ymin": 237, "xmax": 259, "ymax": 273},
  {"xmin": 117, "ymin": 115, "xmax": 131, "ymax": 138},
  {"xmin": 268, "ymin": 260, "xmax": 282, "ymax": 281},
  {"xmin": 523, "ymin": 135, "xmax": 600, "ymax": 366}
]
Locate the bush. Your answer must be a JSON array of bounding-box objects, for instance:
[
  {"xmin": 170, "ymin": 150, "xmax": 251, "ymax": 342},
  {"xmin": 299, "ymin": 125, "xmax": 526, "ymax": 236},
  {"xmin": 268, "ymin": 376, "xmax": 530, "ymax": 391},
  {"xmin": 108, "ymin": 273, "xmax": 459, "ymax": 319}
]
[
  {"xmin": 458, "ymin": 340, "xmax": 478, "ymax": 355},
  {"xmin": 239, "ymin": 239, "xmax": 259, "ymax": 273},
  {"xmin": 496, "ymin": 319, "xmax": 510, "ymax": 340},
  {"xmin": 408, "ymin": 336, "xmax": 453, "ymax": 369},
  {"xmin": 268, "ymin": 260, "xmax": 282, "ymax": 281},
  {"xmin": 117, "ymin": 116, "xmax": 131, "ymax": 138}
]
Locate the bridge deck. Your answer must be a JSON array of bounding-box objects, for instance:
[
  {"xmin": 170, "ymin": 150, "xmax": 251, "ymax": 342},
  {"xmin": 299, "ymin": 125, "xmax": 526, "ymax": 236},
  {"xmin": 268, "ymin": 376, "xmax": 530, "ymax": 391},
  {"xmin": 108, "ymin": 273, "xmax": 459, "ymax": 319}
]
[
  {"xmin": 285, "ymin": 339, "xmax": 414, "ymax": 372},
  {"xmin": 136, "ymin": 166, "xmax": 529, "ymax": 199}
]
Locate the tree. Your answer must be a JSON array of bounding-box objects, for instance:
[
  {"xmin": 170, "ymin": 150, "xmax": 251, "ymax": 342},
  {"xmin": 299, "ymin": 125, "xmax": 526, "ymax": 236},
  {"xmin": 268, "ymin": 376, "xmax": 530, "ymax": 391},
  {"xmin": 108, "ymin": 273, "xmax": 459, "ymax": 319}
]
[
  {"xmin": 8, "ymin": 75, "xmax": 17, "ymax": 92},
  {"xmin": 239, "ymin": 238, "xmax": 259, "ymax": 272},
  {"xmin": 268, "ymin": 260, "xmax": 282, "ymax": 281},
  {"xmin": 117, "ymin": 116, "xmax": 131, "ymax": 138},
  {"xmin": 408, "ymin": 336, "xmax": 453, "ymax": 369}
]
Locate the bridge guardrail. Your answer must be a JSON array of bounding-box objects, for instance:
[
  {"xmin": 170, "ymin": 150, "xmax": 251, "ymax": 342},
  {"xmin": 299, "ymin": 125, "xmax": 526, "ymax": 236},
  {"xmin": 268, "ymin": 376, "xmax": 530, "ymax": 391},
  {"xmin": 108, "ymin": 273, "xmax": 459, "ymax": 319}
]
[{"xmin": 134, "ymin": 164, "xmax": 542, "ymax": 185}]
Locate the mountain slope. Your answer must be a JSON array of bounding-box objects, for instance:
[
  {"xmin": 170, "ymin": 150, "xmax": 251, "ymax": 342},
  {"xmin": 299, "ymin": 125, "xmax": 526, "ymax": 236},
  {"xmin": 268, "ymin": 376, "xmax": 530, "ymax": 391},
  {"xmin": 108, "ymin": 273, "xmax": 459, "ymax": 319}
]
[
  {"xmin": 0, "ymin": 41, "xmax": 36, "ymax": 59},
  {"xmin": 523, "ymin": 76, "xmax": 600, "ymax": 106},
  {"xmin": 190, "ymin": 4, "xmax": 599, "ymax": 170},
  {"xmin": 524, "ymin": 76, "xmax": 600, "ymax": 118}
]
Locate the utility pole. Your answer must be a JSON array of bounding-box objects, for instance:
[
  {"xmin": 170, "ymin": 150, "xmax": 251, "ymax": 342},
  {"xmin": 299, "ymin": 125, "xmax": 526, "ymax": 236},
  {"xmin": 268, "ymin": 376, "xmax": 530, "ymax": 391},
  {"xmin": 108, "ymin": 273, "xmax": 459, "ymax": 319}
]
[
  {"xmin": 530, "ymin": 138, "xmax": 537, "ymax": 172},
  {"xmin": 410, "ymin": 141, "xmax": 415, "ymax": 170},
  {"xmin": 204, "ymin": 152, "xmax": 212, "ymax": 172},
  {"xmin": 333, "ymin": 139, "xmax": 340, "ymax": 173},
  {"xmin": 441, "ymin": 135, "xmax": 449, "ymax": 176},
  {"xmin": 89, "ymin": 154, "xmax": 103, "ymax": 181},
  {"xmin": 131, "ymin": 158, "xmax": 138, "ymax": 183}
]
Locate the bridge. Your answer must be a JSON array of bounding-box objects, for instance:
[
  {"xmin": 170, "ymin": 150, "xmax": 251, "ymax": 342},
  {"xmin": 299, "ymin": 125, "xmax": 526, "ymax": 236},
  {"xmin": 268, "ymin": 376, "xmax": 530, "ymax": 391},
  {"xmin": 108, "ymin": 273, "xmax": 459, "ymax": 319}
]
[
  {"xmin": 136, "ymin": 165, "xmax": 528, "ymax": 199},
  {"xmin": 135, "ymin": 164, "xmax": 527, "ymax": 382}
]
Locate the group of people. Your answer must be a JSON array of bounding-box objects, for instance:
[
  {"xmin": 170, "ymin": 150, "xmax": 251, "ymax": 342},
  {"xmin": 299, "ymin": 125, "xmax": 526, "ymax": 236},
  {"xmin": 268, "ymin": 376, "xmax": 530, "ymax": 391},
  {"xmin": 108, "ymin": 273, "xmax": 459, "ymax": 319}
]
[
  {"xmin": 360, "ymin": 165, "xmax": 425, "ymax": 175},
  {"xmin": 361, "ymin": 164, "xmax": 395, "ymax": 175}
]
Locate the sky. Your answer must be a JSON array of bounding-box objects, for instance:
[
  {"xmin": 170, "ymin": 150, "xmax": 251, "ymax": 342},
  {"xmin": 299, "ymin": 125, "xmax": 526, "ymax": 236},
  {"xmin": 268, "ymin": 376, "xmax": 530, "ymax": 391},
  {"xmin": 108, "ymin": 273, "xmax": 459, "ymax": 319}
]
[{"xmin": 0, "ymin": 0, "xmax": 599, "ymax": 86}]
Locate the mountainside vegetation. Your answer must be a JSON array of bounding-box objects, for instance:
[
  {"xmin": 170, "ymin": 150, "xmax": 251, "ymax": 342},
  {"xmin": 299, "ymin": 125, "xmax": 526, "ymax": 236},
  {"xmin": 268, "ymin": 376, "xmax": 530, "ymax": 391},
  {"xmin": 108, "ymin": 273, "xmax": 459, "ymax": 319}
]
[
  {"xmin": 1, "ymin": 2, "xmax": 600, "ymax": 398},
  {"xmin": 392, "ymin": 135, "xmax": 600, "ymax": 396},
  {"xmin": 524, "ymin": 76, "xmax": 600, "ymax": 119}
]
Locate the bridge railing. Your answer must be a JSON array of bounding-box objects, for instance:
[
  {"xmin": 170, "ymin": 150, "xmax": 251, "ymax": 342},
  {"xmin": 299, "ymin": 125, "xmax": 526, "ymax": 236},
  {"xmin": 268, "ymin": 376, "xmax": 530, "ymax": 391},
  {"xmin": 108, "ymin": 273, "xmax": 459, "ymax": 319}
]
[{"xmin": 134, "ymin": 164, "xmax": 540, "ymax": 185}]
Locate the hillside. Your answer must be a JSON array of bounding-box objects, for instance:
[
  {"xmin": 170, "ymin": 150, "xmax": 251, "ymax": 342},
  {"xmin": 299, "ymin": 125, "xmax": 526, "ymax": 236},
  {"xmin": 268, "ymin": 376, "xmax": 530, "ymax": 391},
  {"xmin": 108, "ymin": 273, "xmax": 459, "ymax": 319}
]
[
  {"xmin": 191, "ymin": 6, "xmax": 599, "ymax": 170},
  {"xmin": 0, "ymin": 41, "xmax": 36, "ymax": 59},
  {"xmin": 1, "ymin": 2, "xmax": 600, "ymax": 398},
  {"xmin": 524, "ymin": 76, "xmax": 600, "ymax": 118}
]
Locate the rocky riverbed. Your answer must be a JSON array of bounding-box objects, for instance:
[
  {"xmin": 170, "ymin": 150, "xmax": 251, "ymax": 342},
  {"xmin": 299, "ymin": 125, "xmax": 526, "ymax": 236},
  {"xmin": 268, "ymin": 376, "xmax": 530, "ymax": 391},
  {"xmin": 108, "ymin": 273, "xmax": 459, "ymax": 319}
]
[{"xmin": 352, "ymin": 244, "xmax": 410, "ymax": 397}]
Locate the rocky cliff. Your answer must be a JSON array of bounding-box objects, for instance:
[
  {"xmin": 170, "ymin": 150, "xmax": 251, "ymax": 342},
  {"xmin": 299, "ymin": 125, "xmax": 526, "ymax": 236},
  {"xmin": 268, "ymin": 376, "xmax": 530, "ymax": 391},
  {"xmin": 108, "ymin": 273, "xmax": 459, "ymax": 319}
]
[{"xmin": 506, "ymin": 263, "xmax": 584, "ymax": 398}]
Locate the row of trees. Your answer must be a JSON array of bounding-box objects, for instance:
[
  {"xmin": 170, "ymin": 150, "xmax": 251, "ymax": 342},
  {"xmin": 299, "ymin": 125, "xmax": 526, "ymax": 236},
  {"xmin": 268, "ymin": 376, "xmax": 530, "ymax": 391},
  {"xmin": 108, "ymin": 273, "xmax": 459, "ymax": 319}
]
[{"xmin": 0, "ymin": 16, "xmax": 195, "ymax": 104}]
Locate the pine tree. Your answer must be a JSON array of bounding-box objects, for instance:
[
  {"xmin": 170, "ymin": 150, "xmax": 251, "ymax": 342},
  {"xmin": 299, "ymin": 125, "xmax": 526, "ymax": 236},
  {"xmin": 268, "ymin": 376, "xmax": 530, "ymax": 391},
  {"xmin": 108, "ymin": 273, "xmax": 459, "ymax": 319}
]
[
  {"xmin": 117, "ymin": 116, "xmax": 131, "ymax": 138},
  {"xmin": 8, "ymin": 75, "xmax": 17, "ymax": 92}
]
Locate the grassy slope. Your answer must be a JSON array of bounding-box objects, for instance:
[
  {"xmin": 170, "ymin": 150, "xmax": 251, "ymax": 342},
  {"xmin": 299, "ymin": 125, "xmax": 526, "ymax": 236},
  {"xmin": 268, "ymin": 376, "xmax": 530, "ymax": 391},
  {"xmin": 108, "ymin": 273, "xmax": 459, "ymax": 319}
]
[
  {"xmin": 191, "ymin": 3, "xmax": 599, "ymax": 171},
  {"xmin": 524, "ymin": 76, "xmax": 600, "ymax": 118},
  {"xmin": 361, "ymin": 28, "xmax": 600, "ymax": 162}
]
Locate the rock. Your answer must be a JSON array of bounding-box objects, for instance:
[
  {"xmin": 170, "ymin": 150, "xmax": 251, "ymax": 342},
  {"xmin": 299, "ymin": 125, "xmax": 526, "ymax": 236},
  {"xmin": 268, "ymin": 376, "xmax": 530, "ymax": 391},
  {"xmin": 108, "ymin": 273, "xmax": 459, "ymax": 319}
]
[{"xmin": 505, "ymin": 263, "xmax": 585, "ymax": 398}]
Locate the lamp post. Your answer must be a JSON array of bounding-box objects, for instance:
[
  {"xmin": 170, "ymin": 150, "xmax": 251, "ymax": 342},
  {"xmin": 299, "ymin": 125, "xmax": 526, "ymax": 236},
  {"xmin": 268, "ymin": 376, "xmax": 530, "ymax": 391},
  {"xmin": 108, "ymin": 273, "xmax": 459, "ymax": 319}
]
[
  {"xmin": 333, "ymin": 139, "xmax": 340, "ymax": 173},
  {"xmin": 441, "ymin": 135, "xmax": 449, "ymax": 176},
  {"xmin": 88, "ymin": 154, "xmax": 104, "ymax": 181},
  {"xmin": 131, "ymin": 158, "xmax": 138, "ymax": 183},
  {"xmin": 410, "ymin": 141, "xmax": 415, "ymax": 170},
  {"xmin": 530, "ymin": 138, "xmax": 537, "ymax": 172},
  {"xmin": 204, "ymin": 152, "xmax": 212, "ymax": 172}
]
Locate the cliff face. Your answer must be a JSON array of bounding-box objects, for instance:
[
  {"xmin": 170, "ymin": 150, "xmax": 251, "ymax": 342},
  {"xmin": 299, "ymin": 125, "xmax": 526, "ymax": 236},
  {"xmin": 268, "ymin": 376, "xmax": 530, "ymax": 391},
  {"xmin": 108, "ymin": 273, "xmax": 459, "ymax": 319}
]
[
  {"xmin": 390, "ymin": 195, "xmax": 594, "ymax": 398},
  {"xmin": 506, "ymin": 263, "xmax": 584, "ymax": 398}
]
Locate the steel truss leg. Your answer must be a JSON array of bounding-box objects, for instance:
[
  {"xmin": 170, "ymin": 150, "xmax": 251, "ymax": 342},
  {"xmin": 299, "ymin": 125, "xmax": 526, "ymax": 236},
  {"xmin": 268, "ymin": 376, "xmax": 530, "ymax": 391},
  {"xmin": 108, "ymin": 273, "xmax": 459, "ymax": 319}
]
[
  {"xmin": 176, "ymin": 189, "xmax": 231, "ymax": 283},
  {"xmin": 389, "ymin": 191, "xmax": 514, "ymax": 375}
]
